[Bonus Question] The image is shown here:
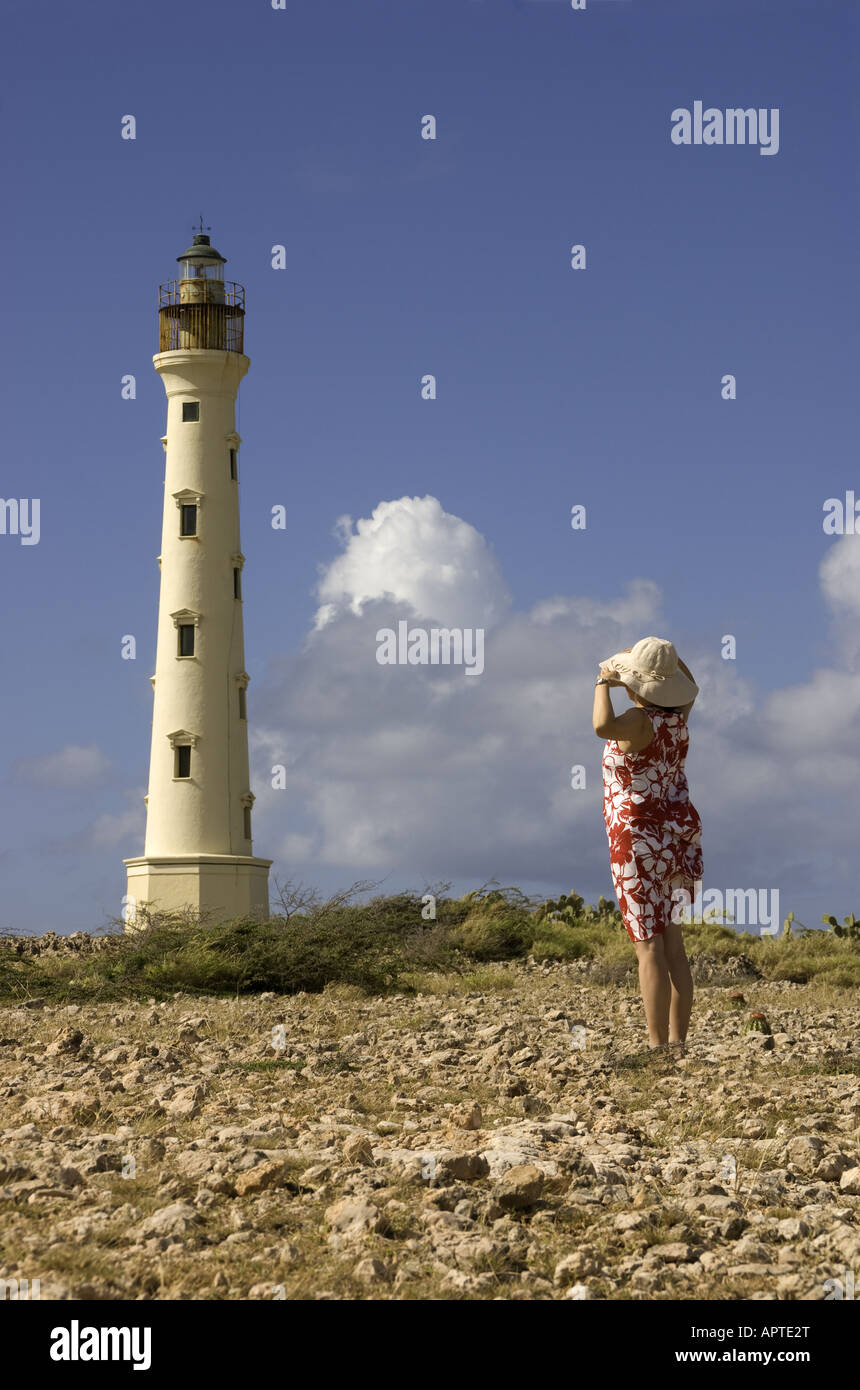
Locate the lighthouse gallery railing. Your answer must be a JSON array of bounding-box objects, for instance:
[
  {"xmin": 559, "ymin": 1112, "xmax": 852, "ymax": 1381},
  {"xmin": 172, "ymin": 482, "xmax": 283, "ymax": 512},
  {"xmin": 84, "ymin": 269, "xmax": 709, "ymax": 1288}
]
[{"xmin": 158, "ymin": 281, "xmax": 245, "ymax": 354}]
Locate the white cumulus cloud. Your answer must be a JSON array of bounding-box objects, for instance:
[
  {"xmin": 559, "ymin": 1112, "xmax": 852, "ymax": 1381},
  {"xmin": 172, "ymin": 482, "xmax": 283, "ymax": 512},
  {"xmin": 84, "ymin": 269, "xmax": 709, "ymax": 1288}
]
[
  {"xmin": 314, "ymin": 495, "xmax": 511, "ymax": 630},
  {"xmin": 820, "ymin": 533, "xmax": 860, "ymax": 617}
]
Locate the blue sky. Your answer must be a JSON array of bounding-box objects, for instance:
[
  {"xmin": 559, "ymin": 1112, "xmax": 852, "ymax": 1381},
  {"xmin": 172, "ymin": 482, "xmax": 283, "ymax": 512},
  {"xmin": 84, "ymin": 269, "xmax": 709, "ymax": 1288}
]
[{"xmin": 1, "ymin": 0, "xmax": 858, "ymax": 932}]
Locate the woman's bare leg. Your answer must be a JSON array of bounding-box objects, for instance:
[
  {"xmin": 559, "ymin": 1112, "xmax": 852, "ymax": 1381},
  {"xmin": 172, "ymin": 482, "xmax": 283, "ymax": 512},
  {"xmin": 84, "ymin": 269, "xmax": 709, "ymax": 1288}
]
[
  {"xmin": 633, "ymin": 935, "xmax": 670, "ymax": 1047},
  {"xmin": 663, "ymin": 922, "xmax": 693, "ymax": 1043}
]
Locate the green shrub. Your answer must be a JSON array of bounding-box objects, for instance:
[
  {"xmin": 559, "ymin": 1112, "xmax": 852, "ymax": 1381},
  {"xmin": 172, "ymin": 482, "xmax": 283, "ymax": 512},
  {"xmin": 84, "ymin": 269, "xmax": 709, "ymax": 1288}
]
[
  {"xmin": 0, "ymin": 886, "xmax": 856, "ymax": 1001},
  {"xmin": 448, "ymin": 901, "xmax": 535, "ymax": 961}
]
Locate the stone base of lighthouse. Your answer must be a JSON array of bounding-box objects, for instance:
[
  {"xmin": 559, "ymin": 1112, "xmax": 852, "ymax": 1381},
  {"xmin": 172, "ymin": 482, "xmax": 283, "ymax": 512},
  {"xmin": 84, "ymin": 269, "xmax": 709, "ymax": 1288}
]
[{"xmin": 124, "ymin": 854, "xmax": 271, "ymax": 925}]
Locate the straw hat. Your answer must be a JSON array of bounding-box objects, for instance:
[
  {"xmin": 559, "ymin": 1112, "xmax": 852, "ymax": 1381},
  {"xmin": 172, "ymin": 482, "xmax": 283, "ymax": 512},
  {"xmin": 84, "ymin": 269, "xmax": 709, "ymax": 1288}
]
[{"xmin": 600, "ymin": 637, "xmax": 698, "ymax": 708}]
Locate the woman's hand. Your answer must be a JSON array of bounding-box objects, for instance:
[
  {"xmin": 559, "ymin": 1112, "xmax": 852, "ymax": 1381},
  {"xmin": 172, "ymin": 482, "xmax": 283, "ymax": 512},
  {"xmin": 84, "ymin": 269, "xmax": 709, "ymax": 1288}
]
[{"xmin": 598, "ymin": 648, "xmax": 631, "ymax": 686}]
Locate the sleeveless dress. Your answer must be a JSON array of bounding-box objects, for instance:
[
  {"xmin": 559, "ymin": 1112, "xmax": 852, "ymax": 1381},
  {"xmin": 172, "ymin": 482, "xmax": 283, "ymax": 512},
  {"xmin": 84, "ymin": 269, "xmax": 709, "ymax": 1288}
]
[{"xmin": 602, "ymin": 707, "xmax": 702, "ymax": 942}]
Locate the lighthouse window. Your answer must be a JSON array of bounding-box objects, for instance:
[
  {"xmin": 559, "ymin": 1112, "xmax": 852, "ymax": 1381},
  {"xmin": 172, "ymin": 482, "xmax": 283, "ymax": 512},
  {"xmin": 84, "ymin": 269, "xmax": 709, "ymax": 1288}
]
[
  {"xmin": 238, "ymin": 686, "xmax": 247, "ymax": 720},
  {"xmin": 229, "ymin": 449, "xmax": 237, "ymax": 480},
  {"xmin": 178, "ymin": 623, "xmax": 195, "ymax": 657},
  {"xmin": 175, "ymin": 745, "xmax": 192, "ymax": 779},
  {"xmin": 182, "ymin": 401, "xmax": 200, "ymax": 422},
  {"xmin": 180, "ymin": 504, "xmax": 197, "ymax": 537},
  {"xmin": 243, "ymin": 806, "xmax": 252, "ymax": 840},
  {"xmin": 233, "ymin": 567, "xmax": 242, "ymax": 599}
]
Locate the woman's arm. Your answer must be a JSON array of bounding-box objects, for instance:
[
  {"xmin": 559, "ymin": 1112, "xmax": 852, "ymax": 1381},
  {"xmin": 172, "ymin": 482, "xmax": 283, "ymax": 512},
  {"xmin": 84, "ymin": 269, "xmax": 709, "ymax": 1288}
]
[
  {"xmin": 676, "ymin": 656, "xmax": 697, "ymax": 723},
  {"xmin": 592, "ymin": 677, "xmax": 653, "ymax": 751}
]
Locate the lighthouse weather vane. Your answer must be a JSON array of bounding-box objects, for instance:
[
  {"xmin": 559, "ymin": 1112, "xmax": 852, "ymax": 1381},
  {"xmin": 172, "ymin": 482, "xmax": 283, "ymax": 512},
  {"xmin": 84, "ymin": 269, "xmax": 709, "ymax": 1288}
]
[{"xmin": 193, "ymin": 214, "xmax": 210, "ymax": 236}]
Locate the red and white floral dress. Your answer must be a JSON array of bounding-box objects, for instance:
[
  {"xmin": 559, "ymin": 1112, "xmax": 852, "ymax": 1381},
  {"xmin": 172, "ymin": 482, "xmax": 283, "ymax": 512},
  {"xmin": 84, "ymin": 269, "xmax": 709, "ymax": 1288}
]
[{"xmin": 602, "ymin": 707, "xmax": 702, "ymax": 943}]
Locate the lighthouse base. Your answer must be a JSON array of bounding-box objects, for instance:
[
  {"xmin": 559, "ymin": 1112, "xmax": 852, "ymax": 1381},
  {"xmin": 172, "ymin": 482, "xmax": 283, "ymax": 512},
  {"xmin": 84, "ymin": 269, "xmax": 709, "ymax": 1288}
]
[{"xmin": 123, "ymin": 854, "xmax": 272, "ymax": 929}]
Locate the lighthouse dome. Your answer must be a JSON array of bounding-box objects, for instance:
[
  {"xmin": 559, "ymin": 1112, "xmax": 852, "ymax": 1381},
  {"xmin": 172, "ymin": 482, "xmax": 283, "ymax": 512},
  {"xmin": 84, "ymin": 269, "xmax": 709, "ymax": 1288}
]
[{"xmin": 177, "ymin": 233, "xmax": 226, "ymax": 267}]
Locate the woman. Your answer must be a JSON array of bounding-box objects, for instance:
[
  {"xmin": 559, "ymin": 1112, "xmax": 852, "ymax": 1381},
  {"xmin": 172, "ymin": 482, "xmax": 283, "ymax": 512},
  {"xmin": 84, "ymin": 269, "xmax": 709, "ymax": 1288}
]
[{"xmin": 592, "ymin": 637, "xmax": 702, "ymax": 1052}]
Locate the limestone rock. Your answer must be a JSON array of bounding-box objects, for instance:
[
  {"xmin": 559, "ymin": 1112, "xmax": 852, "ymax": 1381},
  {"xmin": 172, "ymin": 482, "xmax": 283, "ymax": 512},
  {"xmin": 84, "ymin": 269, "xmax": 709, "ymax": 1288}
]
[
  {"xmin": 838, "ymin": 1166, "xmax": 860, "ymax": 1195},
  {"xmin": 134, "ymin": 1203, "xmax": 199, "ymax": 1238},
  {"xmin": 353, "ymin": 1257, "xmax": 388, "ymax": 1285},
  {"xmin": 45, "ymin": 1029, "xmax": 84, "ymax": 1057},
  {"xmin": 450, "ymin": 1102, "xmax": 483, "ymax": 1131},
  {"xmin": 324, "ymin": 1198, "xmax": 386, "ymax": 1238},
  {"xmin": 342, "ymin": 1134, "xmax": 374, "ymax": 1166},
  {"xmin": 234, "ymin": 1161, "xmax": 292, "ymax": 1197},
  {"xmin": 166, "ymin": 1085, "xmax": 205, "ymax": 1119},
  {"xmin": 495, "ymin": 1164, "xmax": 545, "ymax": 1212},
  {"xmin": 647, "ymin": 1242, "xmax": 697, "ymax": 1263},
  {"xmin": 785, "ymin": 1135, "xmax": 826, "ymax": 1175},
  {"xmin": 777, "ymin": 1218, "xmax": 810, "ymax": 1240},
  {"xmin": 732, "ymin": 1235, "xmax": 771, "ymax": 1263},
  {"xmin": 554, "ymin": 1250, "xmax": 599, "ymax": 1283},
  {"xmin": 436, "ymin": 1151, "xmax": 489, "ymax": 1184}
]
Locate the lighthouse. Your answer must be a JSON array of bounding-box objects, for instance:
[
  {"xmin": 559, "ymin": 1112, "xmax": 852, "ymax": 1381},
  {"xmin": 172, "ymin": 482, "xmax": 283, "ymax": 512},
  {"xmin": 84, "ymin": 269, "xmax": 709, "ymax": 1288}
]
[{"xmin": 124, "ymin": 230, "xmax": 271, "ymax": 922}]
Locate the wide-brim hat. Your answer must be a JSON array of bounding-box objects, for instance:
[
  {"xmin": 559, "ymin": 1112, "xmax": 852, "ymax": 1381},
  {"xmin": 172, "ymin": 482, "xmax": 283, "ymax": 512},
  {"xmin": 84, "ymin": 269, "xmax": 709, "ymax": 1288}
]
[{"xmin": 600, "ymin": 636, "xmax": 698, "ymax": 708}]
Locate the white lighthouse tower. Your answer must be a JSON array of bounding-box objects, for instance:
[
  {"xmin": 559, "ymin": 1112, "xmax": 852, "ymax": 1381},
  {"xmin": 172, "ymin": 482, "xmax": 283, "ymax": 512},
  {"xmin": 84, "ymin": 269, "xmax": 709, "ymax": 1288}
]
[{"xmin": 124, "ymin": 230, "xmax": 271, "ymax": 921}]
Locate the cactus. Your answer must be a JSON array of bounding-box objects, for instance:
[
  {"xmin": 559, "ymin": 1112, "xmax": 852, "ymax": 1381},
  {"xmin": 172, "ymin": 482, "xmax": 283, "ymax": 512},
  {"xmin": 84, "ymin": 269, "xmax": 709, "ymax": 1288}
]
[
  {"xmin": 743, "ymin": 1012, "xmax": 772, "ymax": 1035},
  {"xmin": 822, "ymin": 912, "xmax": 860, "ymax": 940},
  {"xmin": 727, "ymin": 991, "xmax": 746, "ymax": 1009},
  {"xmin": 534, "ymin": 891, "xmax": 621, "ymax": 927}
]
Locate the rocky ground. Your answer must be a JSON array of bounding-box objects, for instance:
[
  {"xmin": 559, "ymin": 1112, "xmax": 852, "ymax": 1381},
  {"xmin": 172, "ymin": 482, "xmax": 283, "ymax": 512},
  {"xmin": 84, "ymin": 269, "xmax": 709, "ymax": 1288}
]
[{"xmin": 0, "ymin": 955, "xmax": 858, "ymax": 1301}]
